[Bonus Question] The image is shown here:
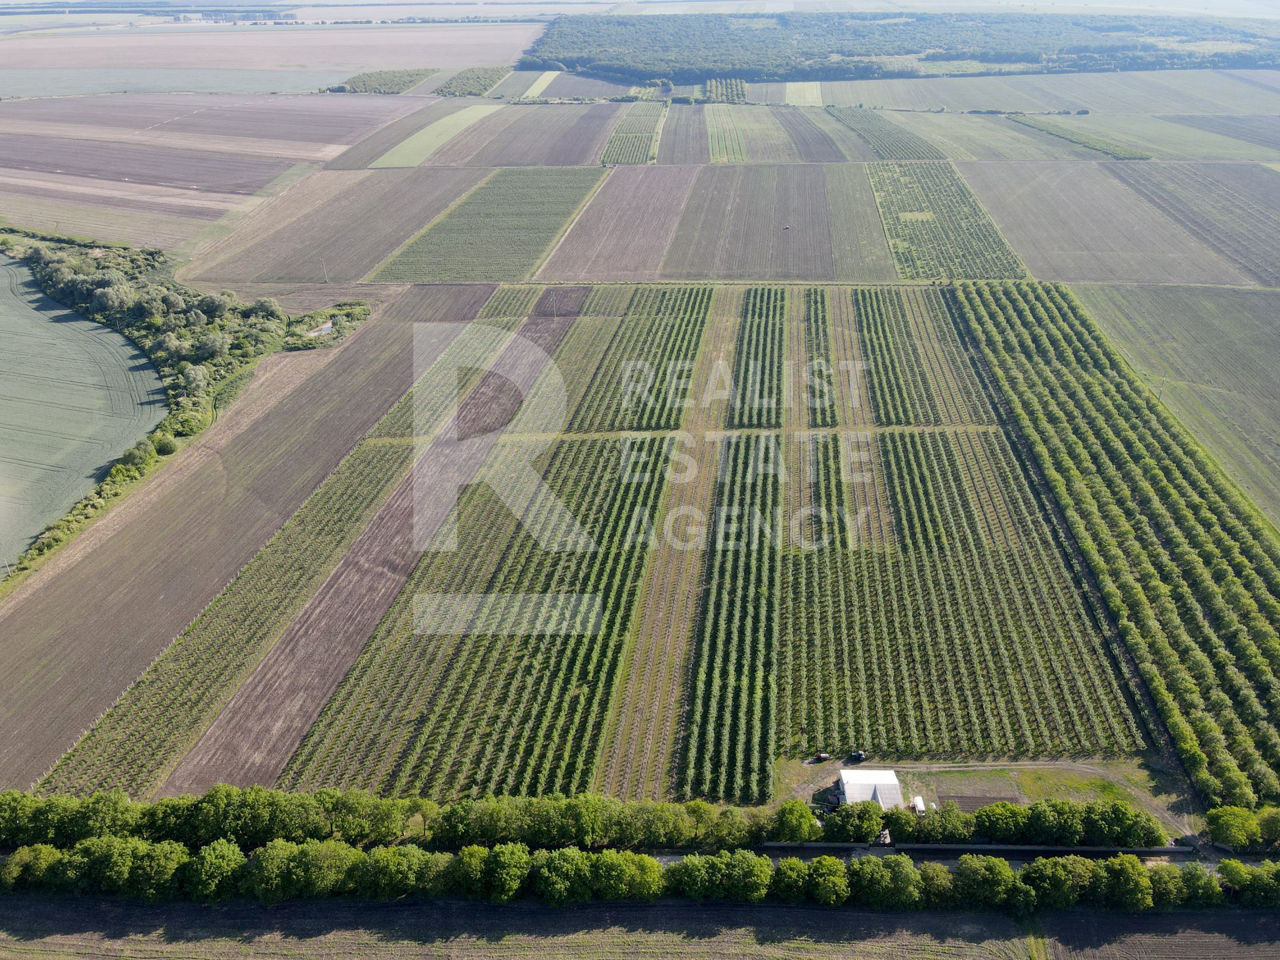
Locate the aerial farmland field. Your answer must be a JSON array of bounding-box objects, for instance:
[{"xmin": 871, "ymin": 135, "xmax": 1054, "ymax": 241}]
[{"xmin": 3, "ymin": 6, "xmax": 1280, "ymax": 951}]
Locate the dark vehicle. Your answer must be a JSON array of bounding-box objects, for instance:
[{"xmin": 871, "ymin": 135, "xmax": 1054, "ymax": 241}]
[{"xmin": 846, "ymin": 751, "xmax": 866, "ymax": 763}]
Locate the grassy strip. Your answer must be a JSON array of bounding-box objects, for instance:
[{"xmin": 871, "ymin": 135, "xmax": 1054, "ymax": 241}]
[
  {"xmin": 370, "ymin": 103, "xmax": 504, "ymax": 168},
  {"xmin": 1009, "ymin": 114, "xmax": 1151, "ymax": 160}
]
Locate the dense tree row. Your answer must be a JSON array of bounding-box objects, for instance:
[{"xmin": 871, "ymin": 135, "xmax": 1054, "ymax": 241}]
[
  {"xmin": 325, "ymin": 69, "xmax": 435, "ymax": 94},
  {"xmin": 522, "ymin": 13, "xmax": 1280, "ymax": 84},
  {"xmin": 2, "ymin": 838, "xmax": 1250, "ymax": 914},
  {"xmin": 434, "ymin": 67, "xmax": 510, "ymax": 97},
  {"xmin": 728, "ymin": 287, "xmax": 786, "ymax": 429},
  {"xmin": 826, "ymin": 108, "xmax": 945, "ymax": 162},
  {"xmin": 682, "ymin": 434, "xmax": 783, "ymax": 803},
  {"xmin": 802, "ymin": 288, "xmax": 837, "ymax": 429},
  {"xmin": 957, "ymin": 280, "xmax": 1280, "ymax": 806},
  {"xmin": 0, "ymin": 787, "xmax": 1167, "ymax": 856}
]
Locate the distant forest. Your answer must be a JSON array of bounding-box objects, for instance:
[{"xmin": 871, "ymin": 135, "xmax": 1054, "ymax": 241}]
[{"xmin": 523, "ymin": 13, "xmax": 1280, "ymax": 84}]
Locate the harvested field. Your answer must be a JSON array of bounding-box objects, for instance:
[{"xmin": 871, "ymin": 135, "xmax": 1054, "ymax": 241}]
[
  {"xmin": 769, "ymin": 106, "xmax": 845, "ymax": 163},
  {"xmin": 749, "ymin": 82, "xmax": 787, "ymax": 104},
  {"xmin": 373, "ymin": 167, "xmax": 604, "ymax": 282},
  {"xmin": 884, "ymin": 112, "xmax": 1103, "ymax": 161},
  {"xmin": 662, "ymin": 165, "xmax": 832, "ymax": 280},
  {"xmin": 0, "ymin": 132, "xmax": 290, "ymax": 194},
  {"xmin": 189, "ymin": 168, "xmax": 487, "ymax": 283},
  {"xmin": 370, "ymin": 104, "xmax": 505, "ymax": 167},
  {"xmin": 0, "ymin": 255, "xmax": 166, "ymax": 564},
  {"xmin": 0, "ymin": 191, "xmax": 205, "ymax": 249},
  {"xmin": 706, "ymin": 104, "xmax": 798, "ymax": 163},
  {"xmin": 487, "ymin": 70, "xmax": 547, "ymax": 99},
  {"xmin": 0, "ymin": 23, "xmax": 544, "ymax": 72},
  {"xmin": 448, "ymin": 102, "xmax": 623, "ymax": 167},
  {"xmin": 1167, "ymin": 114, "xmax": 1280, "ymax": 151},
  {"xmin": 541, "ymin": 72, "xmax": 632, "ymax": 99},
  {"xmin": 0, "ymin": 896, "xmax": 1039, "ymax": 959},
  {"xmin": 824, "ymin": 69, "xmax": 1280, "ymax": 115},
  {"xmin": 958, "ymin": 161, "xmax": 1251, "ymax": 284},
  {"xmin": 660, "ymin": 164, "xmax": 894, "ymax": 282},
  {"xmin": 325, "ymin": 98, "xmax": 473, "ymax": 170},
  {"xmin": 1039, "ymin": 113, "xmax": 1280, "ymax": 161},
  {"xmin": 0, "ymin": 92, "xmax": 417, "ymax": 145},
  {"xmin": 657, "ymin": 104, "xmax": 709, "ymax": 164},
  {"xmin": 1105, "ymin": 161, "xmax": 1280, "ymax": 286},
  {"xmin": 0, "ymin": 284, "xmax": 489, "ymax": 790},
  {"xmin": 538, "ymin": 165, "xmax": 698, "ymax": 282},
  {"xmin": 1076, "ymin": 283, "xmax": 1280, "ymax": 526},
  {"xmin": 785, "ymin": 81, "xmax": 824, "ymax": 107}
]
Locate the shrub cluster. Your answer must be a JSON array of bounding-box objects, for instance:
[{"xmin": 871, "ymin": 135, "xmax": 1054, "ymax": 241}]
[
  {"xmin": 1206, "ymin": 806, "xmax": 1280, "ymax": 851},
  {"xmin": 0, "ymin": 789, "xmax": 1170, "ymax": 858}
]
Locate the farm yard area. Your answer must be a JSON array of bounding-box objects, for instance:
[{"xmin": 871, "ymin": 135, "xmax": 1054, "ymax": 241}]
[{"xmin": 1, "ymin": 7, "xmax": 1280, "ymax": 953}]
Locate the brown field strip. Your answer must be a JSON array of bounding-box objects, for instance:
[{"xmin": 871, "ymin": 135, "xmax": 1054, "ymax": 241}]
[
  {"xmin": 0, "ymin": 896, "xmax": 1046, "ymax": 959},
  {"xmin": 448, "ymin": 102, "xmax": 624, "ymax": 166},
  {"xmin": 0, "ymin": 133, "xmax": 290, "ymax": 195},
  {"xmin": 187, "ymin": 167, "xmax": 488, "ymax": 283},
  {"xmin": 657, "ymin": 104, "xmax": 709, "ymax": 164},
  {"xmin": 537, "ymin": 165, "xmax": 698, "ymax": 282},
  {"xmin": 325, "ymin": 98, "xmax": 475, "ymax": 171},
  {"xmin": 958, "ymin": 160, "xmax": 1251, "ymax": 284},
  {"xmin": 769, "ymin": 106, "xmax": 846, "ymax": 162},
  {"xmin": 0, "ymin": 192, "xmax": 206, "ymax": 249},
  {"xmin": 595, "ymin": 289, "xmax": 740, "ymax": 800},
  {"xmin": 161, "ymin": 298, "xmax": 568, "ymax": 794},
  {"xmin": 0, "ymin": 284, "xmax": 488, "ymax": 790}
]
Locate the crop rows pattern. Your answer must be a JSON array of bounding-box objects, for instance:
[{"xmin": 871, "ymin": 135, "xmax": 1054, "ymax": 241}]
[
  {"xmin": 478, "ymin": 285, "xmax": 543, "ymax": 320},
  {"xmin": 854, "ymin": 286, "xmax": 995, "ymax": 426},
  {"xmin": 803, "ymin": 287, "xmax": 837, "ymax": 429},
  {"xmin": 826, "ymin": 107, "xmax": 946, "ymax": 161},
  {"xmin": 281, "ymin": 436, "xmax": 673, "ymax": 800},
  {"xmin": 705, "ymin": 78, "xmax": 747, "ymax": 103},
  {"xmin": 41, "ymin": 438, "xmax": 416, "ymax": 796},
  {"xmin": 959, "ymin": 280, "xmax": 1280, "ymax": 806},
  {"xmin": 570, "ymin": 286, "xmax": 713, "ymax": 432},
  {"xmin": 776, "ymin": 427, "xmax": 1143, "ymax": 759},
  {"xmin": 601, "ymin": 102, "xmax": 665, "ymax": 164},
  {"xmin": 727, "ymin": 287, "xmax": 786, "ymax": 429},
  {"xmin": 680, "ymin": 433, "xmax": 782, "ymax": 803},
  {"xmin": 868, "ymin": 162, "xmax": 1027, "ymax": 281}
]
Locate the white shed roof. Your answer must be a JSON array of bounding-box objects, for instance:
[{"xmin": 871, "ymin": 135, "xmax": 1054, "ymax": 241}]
[{"xmin": 839, "ymin": 769, "xmax": 904, "ymax": 810}]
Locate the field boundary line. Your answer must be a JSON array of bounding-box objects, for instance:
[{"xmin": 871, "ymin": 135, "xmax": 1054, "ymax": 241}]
[
  {"xmin": 648, "ymin": 102, "xmax": 670, "ymax": 164},
  {"xmin": 529, "ymin": 167, "xmax": 612, "ymax": 281},
  {"xmin": 361, "ymin": 168, "xmax": 499, "ymax": 282}
]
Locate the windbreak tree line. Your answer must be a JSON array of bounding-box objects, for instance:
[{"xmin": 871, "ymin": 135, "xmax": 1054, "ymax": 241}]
[{"xmin": 0, "ymin": 789, "xmax": 1166, "ymax": 856}]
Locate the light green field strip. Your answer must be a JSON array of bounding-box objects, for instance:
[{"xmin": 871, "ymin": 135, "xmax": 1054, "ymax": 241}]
[
  {"xmin": 522, "ymin": 70, "xmax": 560, "ymax": 98},
  {"xmin": 373, "ymin": 167, "xmax": 605, "ymax": 282},
  {"xmin": 785, "ymin": 81, "xmax": 823, "ymax": 107},
  {"xmin": 370, "ymin": 103, "xmax": 504, "ymax": 168}
]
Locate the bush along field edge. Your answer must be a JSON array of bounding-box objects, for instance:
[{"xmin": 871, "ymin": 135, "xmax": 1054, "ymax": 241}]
[{"xmin": 0, "ymin": 229, "xmax": 370, "ymax": 589}]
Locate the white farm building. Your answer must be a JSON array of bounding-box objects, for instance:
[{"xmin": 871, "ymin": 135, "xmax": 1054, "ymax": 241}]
[{"xmin": 839, "ymin": 769, "xmax": 904, "ymax": 810}]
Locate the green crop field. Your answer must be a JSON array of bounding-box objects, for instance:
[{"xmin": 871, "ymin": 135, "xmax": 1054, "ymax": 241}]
[
  {"xmin": 867, "ymin": 162, "xmax": 1027, "ymax": 280},
  {"xmin": 0, "ymin": 255, "xmax": 164, "ymax": 564},
  {"xmin": 601, "ymin": 101, "xmax": 665, "ymax": 164},
  {"xmin": 372, "ymin": 168, "xmax": 604, "ymax": 282}
]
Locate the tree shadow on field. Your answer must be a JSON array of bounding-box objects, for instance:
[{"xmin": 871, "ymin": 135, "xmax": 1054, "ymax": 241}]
[
  {"xmin": 0, "ymin": 896, "xmax": 1031, "ymax": 951},
  {"xmin": 1041, "ymin": 908, "xmax": 1280, "ymax": 955}
]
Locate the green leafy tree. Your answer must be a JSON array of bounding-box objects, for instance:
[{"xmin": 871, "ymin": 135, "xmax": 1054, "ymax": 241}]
[
  {"xmin": 771, "ymin": 800, "xmax": 821, "ymax": 842},
  {"xmin": 770, "ymin": 857, "xmax": 808, "ymax": 904},
  {"xmin": 823, "ymin": 801, "xmax": 883, "ymax": 842},
  {"xmin": 484, "ymin": 842, "xmax": 532, "ymax": 903},
  {"xmin": 1207, "ymin": 807, "xmax": 1261, "ymax": 850},
  {"xmin": 806, "ymin": 855, "xmax": 850, "ymax": 907},
  {"xmin": 183, "ymin": 839, "xmax": 247, "ymax": 902},
  {"xmin": 530, "ymin": 847, "xmax": 593, "ymax": 905}
]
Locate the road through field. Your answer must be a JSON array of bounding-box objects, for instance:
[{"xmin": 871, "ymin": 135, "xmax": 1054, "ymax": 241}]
[{"xmin": 0, "ymin": 284, "xmax": 488, "ymax": 789}]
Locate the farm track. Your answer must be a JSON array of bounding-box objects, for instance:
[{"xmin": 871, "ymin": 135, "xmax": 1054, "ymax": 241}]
[
  {"xmin": 0, "ymin": 284, "xmax": 490, "ymax": 790},
  {"xmin": 595, "ymin": 294, "xmax": 738, "ymax": 800}
]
